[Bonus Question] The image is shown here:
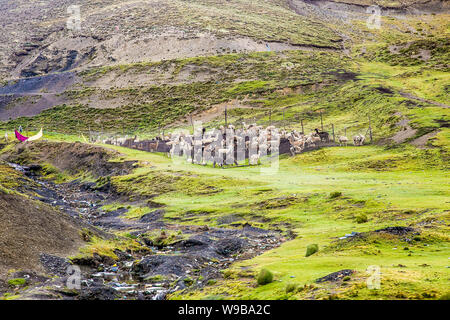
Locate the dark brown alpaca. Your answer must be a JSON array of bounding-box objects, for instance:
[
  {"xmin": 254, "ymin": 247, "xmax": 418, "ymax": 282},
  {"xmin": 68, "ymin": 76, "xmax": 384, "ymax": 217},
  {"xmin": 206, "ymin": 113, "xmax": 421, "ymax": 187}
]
[{"xmin": 314, "ymin": 128, "xmax": 329, "ymax": 142}]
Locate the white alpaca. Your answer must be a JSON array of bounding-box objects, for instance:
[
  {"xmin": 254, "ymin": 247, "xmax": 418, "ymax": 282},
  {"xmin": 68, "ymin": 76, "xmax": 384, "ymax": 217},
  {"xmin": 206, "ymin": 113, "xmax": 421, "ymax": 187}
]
[
  {"xmin": 249, "ymin": 151, "xmax": 261, "ymax": 165},
  {"xmin": 353, "ymin": 134, "xmax": 365, "ymax": 146},
  {"xmin": 338, "ymin": 136, "xmax": 349, "ymax": 146}
]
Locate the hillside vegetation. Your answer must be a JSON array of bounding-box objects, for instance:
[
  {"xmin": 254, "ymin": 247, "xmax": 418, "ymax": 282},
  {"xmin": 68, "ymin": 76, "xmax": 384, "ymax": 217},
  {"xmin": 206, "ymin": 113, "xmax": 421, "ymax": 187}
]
[{"xmin": 0, "ymin": 0, "xmax": 448, "ymax": 300}]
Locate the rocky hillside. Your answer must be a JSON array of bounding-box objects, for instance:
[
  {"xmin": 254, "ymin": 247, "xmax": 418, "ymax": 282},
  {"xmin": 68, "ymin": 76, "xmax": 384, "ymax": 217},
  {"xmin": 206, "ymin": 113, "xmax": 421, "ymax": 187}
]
[
  {"xmin": 0, "ymin": 0, "xmax": 448, "ymax": 141},
  {"xmin": 0, "ymin": 163, "xmax": 83, "ymax": 277}
]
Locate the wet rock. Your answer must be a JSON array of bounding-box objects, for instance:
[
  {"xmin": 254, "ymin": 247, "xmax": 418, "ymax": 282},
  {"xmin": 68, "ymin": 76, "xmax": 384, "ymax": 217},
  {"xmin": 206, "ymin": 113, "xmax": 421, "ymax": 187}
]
[
  {"xmin": 153, "ymin": 290, "xmax": 167, "ymax": 300},
  {"xmin": 92, "ymin": 272, "xmax": 118, "ymax": 281},
  {"xmin": 142, "ymin": 238, "xmax": 154, "ymax": 247},
  {"xmin": 174, "ymin": 279, "xmax": 187, "ymax": 291},
  {"xmin": 23, "ymin": 164, "xmax": 43, "ymax": 177}
]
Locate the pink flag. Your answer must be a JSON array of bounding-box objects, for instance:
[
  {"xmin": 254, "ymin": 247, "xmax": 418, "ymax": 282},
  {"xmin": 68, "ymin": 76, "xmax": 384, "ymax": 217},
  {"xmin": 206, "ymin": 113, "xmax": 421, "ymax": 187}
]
[{"xmin": 15, "ymin": 130, "xmax": 28, "ymax": 142}]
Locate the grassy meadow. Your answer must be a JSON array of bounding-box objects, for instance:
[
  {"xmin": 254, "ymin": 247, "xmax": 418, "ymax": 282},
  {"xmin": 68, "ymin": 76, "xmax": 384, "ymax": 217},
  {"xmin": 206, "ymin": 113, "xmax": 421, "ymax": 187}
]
[{"xmin": 11, "ymin": 131, "xmax": 445, "ymax": 300}]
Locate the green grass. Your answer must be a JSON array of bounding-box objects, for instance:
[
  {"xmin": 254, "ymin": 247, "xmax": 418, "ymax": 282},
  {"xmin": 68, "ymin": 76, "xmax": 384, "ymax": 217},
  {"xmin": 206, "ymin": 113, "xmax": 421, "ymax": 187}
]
[
  {"xmin": 0, "ymin": 2, "xmax": 448, "ymax": 300},
  {"xmin": 3, "ymin": 123, "xmax": 448, "ymax": 300},
  {"xmin": 7, "ymin": 278, "xmax": 26, "ymax": 287},
  {"xmin": 56, "ymin": 138, "xmax": 447, "ymax": 300},
  {"xmin": 72, "ymin": 235, "xmax": 150, "ymax": 261}
]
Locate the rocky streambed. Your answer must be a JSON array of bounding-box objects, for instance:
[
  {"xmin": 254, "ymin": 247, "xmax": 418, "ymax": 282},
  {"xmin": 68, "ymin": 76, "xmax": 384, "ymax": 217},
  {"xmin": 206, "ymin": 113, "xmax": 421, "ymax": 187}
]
[{"xmin": 4, "ymin": 163, "xmax": 285, "ymax": 300}]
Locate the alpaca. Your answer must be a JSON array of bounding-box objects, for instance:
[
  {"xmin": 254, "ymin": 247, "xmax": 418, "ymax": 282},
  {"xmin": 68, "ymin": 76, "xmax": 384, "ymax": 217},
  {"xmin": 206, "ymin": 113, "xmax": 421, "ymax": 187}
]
[
  {"xmin": 288, "ymin": 135, "xmax": 305, "ymax": 149},
  {"xmin": 149, "ymin": 140, "xmax": 159, "ymax": 152},
  {"xmin": 353, "ymin": 134, "xmax": 365, "ymax": 146},
  {"xmin": 314, "ymin": 128, "xmax": 329, "ymax": 142},
  {"xmin": 290, "ymin": 145, "xmax": 303, "ymax": 156},
  {"xmin": 249, "ymin": 151, "xmax": 261, "ymax": 165},
  {"xmin": 359, "ymin": 134, "xmax": 366, "ymax": 145},
  {"xmin": 338, "ymin": 136, "xmax": 348, "ymax": 146}
]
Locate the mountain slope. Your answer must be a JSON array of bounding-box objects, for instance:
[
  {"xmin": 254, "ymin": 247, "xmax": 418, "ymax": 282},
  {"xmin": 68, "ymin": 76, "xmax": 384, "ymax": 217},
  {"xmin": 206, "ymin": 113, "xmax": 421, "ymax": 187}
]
[{"xmin": 0, "ymin": 0, "xmax": 448, "ymax": 145}]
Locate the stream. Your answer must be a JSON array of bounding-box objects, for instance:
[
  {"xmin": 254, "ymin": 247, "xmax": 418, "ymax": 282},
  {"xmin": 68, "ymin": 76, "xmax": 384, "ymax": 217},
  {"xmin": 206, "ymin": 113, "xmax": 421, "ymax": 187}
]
[{"xmin": 7, "ymin": 162, "xmax": 284, "ymax": 300}]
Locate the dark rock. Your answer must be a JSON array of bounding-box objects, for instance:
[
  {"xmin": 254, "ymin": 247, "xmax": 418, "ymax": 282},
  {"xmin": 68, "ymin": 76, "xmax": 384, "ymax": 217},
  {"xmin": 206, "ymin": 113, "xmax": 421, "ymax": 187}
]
[
  {"xmin": 113, "ymin": 249, "xmax": 133, "ymax": 261},
  {"xmin": 79, "ymin": 285, "xmax": 119, "ymax": 300},
  {"xmin": 174, "ymin": 237, "xmax": 210, "ymax": 250},
  {"xmin": 40, "ymin": 253, "xmax": 71, "ymax": 277},
  {"xmin": 315, "ymin": 269, "xmax": 355, "ymax": 283},
  {"xmin": 71, "ymin": 253, "xmax": 115, "ymax": 268},
  {"xmin": 139, "ymin": 209, "xmax": 165, "ymax": 223},
  {"xmin": 92, "ymin": 208, "xmax": 131, "ymax": 230},
  {"xmin": 242, "ymin": 223, "xmax": 270, "ymax": 234},
  {"xmin": 71, "ymin": 256, "xmax": 99, "ymax": 268},
  {"xmin": 142, "ymin": 238, "xmax": 154, "ymax": 247},
  {"xmin": 375, "ymin": 226, "xmax": 416, "ymax": 236},
  {"xmin": 214, "ymin": 238, "xmax": 245, "ymax": 257},
  {"xmin": 133, "ymin": 255, "xmax": 203, "ymax": 278},
  {"xmin": 79, "ymin": 182, "xmax": 96, "ymax": 191},
  {"xmin": 29, "ymin": 164, "xmax": 42, "ymax": 171},
  {"xmin": 0, "ymin": 279, "xmax": 8, "ymax": 295},
  {"xmin": 94, "ymin": 181, "xmax": 111, "ymax": 192},
  {"xmin": 175, "ymin": 279, "xmax": 187, "ymax": 291},
  {"xmin": 147, "ymin": 200, "xmax": 165, "ymax": 208},
  {"xmin": 153, "ymin": 290, "xmax": 167, "ymax": 300}
]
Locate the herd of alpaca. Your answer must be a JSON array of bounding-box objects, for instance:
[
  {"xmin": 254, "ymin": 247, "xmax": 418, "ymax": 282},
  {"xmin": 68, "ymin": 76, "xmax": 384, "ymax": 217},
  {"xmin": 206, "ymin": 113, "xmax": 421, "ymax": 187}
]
[
  {"xmin": 164, "ymin": 123, "xmax": 281, "ymax": 167},
  {"xmin": 286, "ymin": 128, "xmax": 330, "ymax": 155},
  {"xmin": 102, "ymin": 123, "xmax": 366, "ymax": 166}
]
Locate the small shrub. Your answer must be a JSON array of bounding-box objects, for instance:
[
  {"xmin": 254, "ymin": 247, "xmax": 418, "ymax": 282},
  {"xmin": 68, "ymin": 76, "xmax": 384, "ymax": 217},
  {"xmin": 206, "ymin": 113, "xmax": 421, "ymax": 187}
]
[
  {"xmin": 285, "ymin": 283, "xmax": 297, "ymax": 293},
  {"xmin": 223, "ymin": 270, "xmax": 234, "ymax": 279},
  {"xmin": 343, "ymin": 276, "xmax": 351, "ymax": 281},
  {"xmin": 7, "ymin": 278, "xmax": 26, "ymax": 287},
  {"xmin": 305, "ymin": 244, "xmax": 319, "ymax": 257},
  {"xmin": 329, "ymin": 191, "xmax": 342, "ymax": 199},
  {"xmin": 207, "ymin": 279, "xmax": 217, "ymax": 286},
  {"xmin": 355, "ymin": 214, "xmax": 368, "ymax": 224},
  {"xmin": 183, "ymin": 277, "xmax": 194, "ymax": 286},
  {"xmin": 257, "ymin": 269, "xmax": 273, "ymax": 285}
]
